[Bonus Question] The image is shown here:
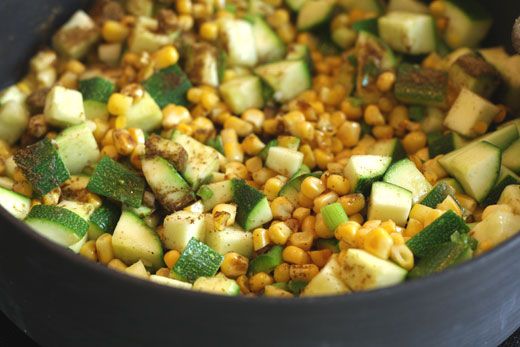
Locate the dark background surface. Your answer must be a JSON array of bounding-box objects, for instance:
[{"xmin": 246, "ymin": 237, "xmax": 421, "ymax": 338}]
[{"xmin": 1, "ymin": 311, "xmax": 518, "ymax": 346}]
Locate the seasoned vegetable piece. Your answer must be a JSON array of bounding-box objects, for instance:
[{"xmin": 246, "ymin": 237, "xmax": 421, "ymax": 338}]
[
  {"xmin": 383, "ymin": 159, "xmax": 432, "ymax": 203},
  {"xmin": 482, "ymin": 167, "xmax": 520, "ymax": 206},
  {"xmin": 219, "ymin": 19, "xmax": 258, "ymax": 67},
  {"xmin": 44, "ymin": 86, "xmax": 86, "ymax": 128},
  {"xmin": 219, "ymin": 76, "xmax": 265, "ymax": 114},
  {"xmin": 14, "ymin": 138, "xmax": 70, "ymax": 197},
  {"xmin": 197, "ymin": 180, "xmax": 234, "ymax": 211},
  {"xmin": 448, "ymin": 53, "xmax": 500, "ymax": 99},
  {"xmin": 344, "ymin": 155, "xmax": 392, "ymax": 195},
  {"xmin": 297, "ymin": 0, "xmax": 336, "ymax": 31},
  {"xmin": 408, "ymin": 242, "xmax": 472, "ymax": 278},
  {"xmin": 368, "ymin": 182, "xmax": 413, "ymax": 226},
  {"xmin": 0, "ymin": 186, "xmax": 31, "ymax": 219},
  {"xmin": 255, "ymin": 60, "xmax": 311, "ymax": 102},
  {"xmin": 79, "ymin": 77, "xmax": 115, "ymax": 120},
  {"xmin": 194, "ymin": 275, "xmax": 240, "ymax": 296},
  {"xmin": 162, "ymin": 211, "xmax": 206, "ymax": 252},
  {"xmin": 442, "ymin": 0, "xmax": 492, "ymax": 49},
  {"xmin": 205, "ymin": 225, "xmax": 254, "ymax": 258},
  {"xmin": 172, "ymin": 238, "xmax": 224, "ymax": 282},
  {"xmin": 88, "ymin": 200, "xmax": 121, "ymax": 240},
  {"xmin": 52, "ymin": 11, "xmax": 99, "ymax": 59},
  {"xmin": 420, "ymin": 181, "xmax": 456, "ymax": 209},
  {"xmin": 249, "ymin": 245, "xmax": 283, "ymax": 274},
  {"xmin": 183, "ymin": 42, "xmax": 220, "ymax": 87},
  {"xmin": 0, "ymin": 101, "xmax": 29, "ymax": 145},
  {"xmin": 87, "ymin": 156, "xmax": 145, "ymax": 208},
  {"xmin": 394, "ymin": 64, "xmax": 448, "ymax": 108},
  {"xmin": 246, "ymin": 15, "xmax": 286, "ymax": 63},
  {"xmin": 145, "ymin": 134, "xmax": 188, "ymax": 173},
  {"xmin": 143, "ymin": 65, "xmax": 192, "ymax": 108},
  {"xmin": 232, "ymin": 179, "xmax": 273, "ymax": 231},
  {"xmin": 302, "ymin": 255, "xmax": 351, "ymax": 297},
  {"xmin": 55, "ymin": 123, "xmax": 100, "ymax": 175}
]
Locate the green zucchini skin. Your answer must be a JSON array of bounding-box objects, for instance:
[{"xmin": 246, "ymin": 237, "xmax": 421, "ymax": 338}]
[
  {"xmin": 172, "ymin": 238, "xmax": 224, "ymax": 282},
  {"xmin": 78, "ymin": 77, "xmax": 115, "ymax": 103},
  {"xmin": 14, "ymin": 138, "xmax": 70, "ymax": 197},
  {"xmin": 143, "ymin": 65, "xmax": 192, "ymax": 108}
]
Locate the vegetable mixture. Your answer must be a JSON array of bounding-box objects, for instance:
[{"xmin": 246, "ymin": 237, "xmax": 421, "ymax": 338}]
[{"xmin": 0, "ymin": 0, "xmax": 519, "ymax": 297}]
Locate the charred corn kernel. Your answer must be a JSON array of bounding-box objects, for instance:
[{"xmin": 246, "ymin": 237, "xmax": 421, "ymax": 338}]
[
  {"xmin": 101, "ymin": 145, "xmax": 119, "ymax": 160},
  {"xmin": 292, "ymin": 121, "xmax": 315, "ymax": 141},
  {"xmin": 236, "ymin": 275, "xmax": 251, "ymax": 294},
  {"xmin": 390, "ymin": 232, "xmax": 405, "ymax": 246},
  {"xmin": 494, "ymin": 105, "xmax": 507, "ymax": 123},
  {"xmin": 264, "ymin": 176, "xmax": 286, "ymax": 200},
  {"xmin": 107, "ymin": 93, "xmax": 132, "ymax": 116},
  {"xmin": 274, "ymin": 263, "xmax": 290, "ymax": 282},
  {"xmin": 289, "ymin": 264, "xmax": 319, "ymax": 282},
  {"xmin": 263, "ymin": 118, "xmax": 282, "ymax": 135},
  {"xmin": 327, "ymin": 174, "xmax": 350, "ymax": 195},
  {"xmin": 300, "ymin": 144, "xmax": 316, "ymax": 168},
  {"xmin": 201, "ymin": 91, "xmax": 220, "ymax": 110},
  {"xmin": 293, "ymin": 207, "xmax": 311, "ymax": 222},
  {"xmin": 102, "ymin": 20, "xmax": 129, "ymax": 43},
  {"xmin": 429, "ymin": 0, "xmax": 446, "ymax": 16},
  {"xmin": 283, "ymin": 245, "xmax": 310, "ymax": 265},
  {"xmin": 364, "ymin": 105, "xmax": 385, "ymax": 126},
  {"xmin": 372, "ymin": 125, "xmax": 394, "ymax": 140},
  {"xmin": 390, "ymin": 244, "xmax": 414, "ymax": 270},
  {"xmin": 335, "ymin": 221, "xmax": 361, "ymax": 245},
  {"xmin": 164, "ymin": 250, "xmax": 181, "ymax": 269},
  {"xmin": 253, "ymin": 228, "xmax": 271, "ymax": 251},
  {"xmin": 350, "ymin": 213, "xmax": 364, "ymax": 224},
  {"xmin": 187, "ymin": 87, "xmax": 203, "ymax": 103},
  {"xmin": 128, "ymin": 128, "xmax": 145, "ymax": 145},
  {"xmin": 241, "ymin": 134, "xmax": 265, "ymax": 156},
  {"xmin": 283, "ymin": 110, "xmax": 305, "ymax": 128},
  {"xmin": 245, "ymin": 156, "xmax": 263, "ymax": 173},
  {"xmin": 30, "ymin": 199, "xmax": 41, "ymax": 208},
  {"xmin": 108, "ymin": 259, "xmax": 127, "ymax": 271},
  {"xmin": 42, "ymin": 187, "xmax": 60, "ymax": 205},
  {"xmin": 416, "ymin": 147, "xmax": 430, "ymax": 162},
  {"xmin": 404, "ymin": 218, "xmax": 423, "ymax": 238},
  {"xmin": 155, "ymin": 267, "xmax": 170, "ymax": 277},
  {"xmin": 309, "ymin": 249, "xmax": 332, "ymax": 268},
  {"xmin": 288, "ymin": 231, "xmax": 313, "ymax": 251},
  {"xmin": 337, "ymin": 121, "xmax": 361, "ymax": 147},
  {"xmin": 314, "ymin": 213, "xmax": 333, "ymax": 238},
  {"xmin": 472, "ymin": 120, "xmax": 488, "ymax": 135},
  {"xmin": 313, "ymin": 191, "xmax": 339, "ymax": 213},
  {"xmin": 130, "ymin": 144, "xmax": 144, "ymax": 169},
  {"xmin": 339, "ymin": 194, "xmax": 365, "ymax": 215},
  {"xmin": 249, "ymin": 272, "xmax": 274, "ymax": 293},
  {"xmin": 221, "ymin": 252, "xmax": 249, "ymax": 278},
  {"xmin": 364, "ymin": 227, "xmax": 393, "ymax": 259},
  {"xmin": 264, "ymin": 285, "xmax": 293, "ymax": 298},
  {"xmin": 403, "ymin": 131, "xmax": 427, "ymax": 154},
  {"xmin": 13, "ymin": 181, "xmax": 32, "ymax": 197},
  {"xmin": 380, "ymin": 220, "xmax": 397, "ymax": 234},
  {"xmin": 252, "ymin": 167, "xmax": 277, "ymax": 185},
  {"xmin": 112, "ymin": 129, "xmax": 137, "ymax": 156},
  {"xmin": 80, "ymin": 240, "xmax": 98, "ymax": 262},
  {"xmin": 199, "ymin": 21, "xmax": 219, "ymax": 41},
  {"xmin": 212, "ymin": 204, "xmax": 237, "ymax": 230},
  {"xmin": 423, "ymin": 209, "xmax": 445, "ymax": 227},
  {"xmin": 96, "ymin": 234, "xmax": 115, "ymax": 265},
  {"xmin": 241, "ymin": 109, "xmax": 265, "ymax": 132},
  {"xmin": 409, "ymin": 204, "xmax": 433, "ymax": 224},
  {"xmin": 221, "ymin": 129, "xmax": 244, "ymax": 162},
  {"xmin": 271, "ymin": 196, "xmax": 294, "ymax": 220},
  {"xmin": 225, "ymin": 161, "xmax": 248, "ymax": 179},
  {"xmin": 224, "ymin": 116, "xmax": 254, "ymax": 137},
  {"xmin": 376, "ymin": 72, "xmax": 396, "ymax": 92},
  {"xmin": 454, "ymin": 193, "xmax": 477, "ymax": 213},
  {"xmin": 176, "ymin": 0, "xmax": 192, "ymax": 14},
  {"xmin": 301, "ymin": 215, "xmax": 316, "ymax": 235},
  {"xmin": 301, "ymin": 176, "xmax": 325, "ymax": 200},
  {"xmin": 268, "ymin": 222, "xmax": 292, "ymax": 245}
]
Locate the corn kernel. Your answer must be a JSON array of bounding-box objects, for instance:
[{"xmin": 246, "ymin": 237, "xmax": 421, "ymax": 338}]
[
  {"xmin": 264, "ymin": 285, "xmax": 293, "ymax": 298},
  {"xmin": 338, "ymin": 194, "xmax": 365, "ymax": 215},
  {"xmin": 264, "ymin": 176, "xmax": 286, "ymax": 200},
  {"xmin": 241, "ymin": 134, "xmax": 265, "ymax": 156},
  {"xmin": 249, "ymin": 272, "xmax": 274, "ymax": 293},
  {"xmin": 102, "ymin": 20, "xmax": 129, "ymax": 43},
  {"xmin": 268, "ymin": 222, "xmax": 293, "ymax": 245},
  {"xmin": 390, "ymin": 244, "xmax": 414, "ymax": 270},
  {"xmin": 292, "ymin": 207, "xmax": 311, "ymax": 222},
  {"xmin": 164, "ymin": 250, "xmax": 181, "ymax": 269},
  {"xmin": 288, "ymin": 231, "xmax": 313, "ymax": 251},
  {"xmin": 403, "ymin": 131, "xmax": 427, "ymax": 154},
  {"xmin": 107, "ymin": 93, "xmax": 132, "ymax": 117},
  {"xmin": 282, "ymin": 245, "xmax": 310, "ymax": 265},
  {"xmin": 79, "ymin": 240, "xmax": 98, "ymax": 262},
  {"xmin": 404, "ymin": 218, "xmax": 423, "ymax": 238},
  {"xmin": 274, "ymin": 263, "xmax": 291, "ymax": 282},
  {"xmin": 335, "ymin": 221, "xmax": 361, "ymax": 246},
  {"xmin": 221, "ymin": 252, "xmax": 249, "ymax": 278},
  {"xmin": 364, "ymin": 227, "xmax": 393, "ymax": 259},
  {"xmin": 199, "ymin": 21, "xmax": 219, "ymax": 41},
  {"xmin": 364, "ymin": 105, "xmax": 385, "ymax": 126},
  {"xmin": 289, "ymin": 264, "xmax": 319, "ymax": 282},
  {"xmin": 327, "ymin": 174, "xmax": 350, "ymax": 195},
  {"xmin": 301, "ymin": 176, "xmax": 325, "ymax": 200},
  {"xmin": 309, "ymin": 249, "xmax": 333, "ymax": 268},
  {"xmin": 253, "ymin": 228, "xmax": 271, "ymax": 251}
]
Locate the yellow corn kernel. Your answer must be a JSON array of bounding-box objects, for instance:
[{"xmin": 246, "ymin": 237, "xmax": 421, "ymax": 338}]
[
  {"xmin": 264, "ymin": 176, "xmax": 286, "ymax": 200},
  {"xmin": 221, "ymin": 128, "xmax": 244, "ymax": 162},
  {"xmin": 301, "ymin": 215, "xmax": 316, "ymax": 235},
  {"xmin": 313, "ymin": 191, "xmax": 339, "ymax": 214},
  {"xmin": 364, "ymin": 105, "xmax": 386, "ymax": 126},
  {"xmin": 378, "ymin": 97, "xmax": 394, "ymax": 113},
  {"xmin": 130, "ymin": 144, "xmax": 144, "ymax": 169},
  {"xmin": 162, "ymin": 104, "xmax": 192, "ymax": 129},
  {"xmin": 390, "ymin": 244, "xmax": 414, "ymax": 270},
  {"xmin": 436, "ymin": 196, "xmax": 463, "ymax": 216},
  {"xmin": 326, "ymin": 174, "xmax": 350, "ymax": 196},
  {"xmin": 225, "ymin": 161, "xmax": 248, "ymax": 180},
  {"xmin": 155, "ymin": 267, "xmax": 170, "ymax": 277},
  {"xmin": 101, "ymin": 145, "xmax": 120, "ymax": 160},
  {"xmin": 65, "ymin": 60, "xmax": 86, "ymax": 75},
  {"xmin": 337, "ymin": 121, "xmax": 361, "ymax": 147},
  {"xmin": 107, "ymin": 259, "xmax": 127, "ymax": 272},
  {"xmin": 268, "ymin": 8, "xmax": 290, "ymax": 28},
  {"xmin": 429, "ymin": 0, "xmax": 446, "ymax": 16},
  {"xmin": 221, "ymin": 252, "xmax": 249, "ymax": 278},
  {"xmin": 164, "ymin": 250, "xmax": 181, "ymax": 269},
  {"xmin": 338, "ymin": 194, "xmax": 365, "ymax": 215},
  {"xmin": 380, "ymin": 220, "xmax": 397, "ymax": 234},
  {"xmin": 107, "ymin": 93, "xmax": 132, "ymax": 117},
  {"xmin": 245, "ymin": 156, "xmax": 263, "ymax": 174},
  {"xmin": 288, "ymin": 231, "xmax": 313, "ymax": 251},
  {"xmin": 42, "ymin": 187, "xmax": 61, "ymax": 206},
  {"xmin": 201, "ymin": 91, "xmax": 220, "ymax": 110},
  {"xmin": 264, "ymin": 285, "xmax": 293, "ymax": 298},
  {"xmin": 224, "ymin": 116, "xmax": 254, "ymax": 137},
  {"xmin": 423, "ymin": 209, "xmax": 445, "ymax": 227},
  {"xmin": 241, "ymin": 134, "xmax": 265, "ymax": 156},
  {"xmin": 268, "ymin": 222, "xmax": 293, "ymax": 245},
  {"xmin": 241, "ymin": 108, "xmax": 265, "ymax": 132},
  {"xmin": 301, "ymin": 176, "xmax": 325, "ymax": 200},
  {"xmin": 409, "ymin": 204, "xmax": 434, "ymax": 224},
  {"xmin": 390, "ymin": 232, "xmax": 405, "ymax": 246},
  {"xmin": 199, "ymin": 21, "xmax": 219, "ymax": 41},
  {"xmin": 112, "ymin": 129, "xmax": 137, "ymax": 156},
  {"xmin": 404, "ymin": 218, "xmax": 424, "ymax": 238},
  {"xmin": 253, "ymin": 228, "xmax": 271, "ymax": 251},
  {"xmin": 176, "ymin": 0, "xmax": 192, "ymax": 14},
  {"xmin": 213, "ymin": 204, "xmax": 237, "ymax": 230},
  {"xmin": 364, "ymin": 227, "xmax": 394, "ymax": 260},
  {"xmin": 350, "ymin": 213, "xmax": 364, "ymax": 225},
  {"xmin": 271, "ymin": 196, "xmax": 294, "ymax": 220},
  {"xmin": 402, "ymin": 131, "xmax": 427, "ymax": 154},
  {"xmin": 249, "ymin": 272, "xmax": 274, "ymax": 293},
  {"xmin": 282, "ymin": 245, "xmax": 310, "ymax": 265},
  {"xmin": 314, "ymin": 213, "xmax": 333, "ymax": 238},
  {"xmin": 341, "ymin": 99, "xmax": 363, "ymax": 120},
  {"xmin": 79, "ymin": 240, "xmax": 98, "ymax": 262},
  {"xmin": 274, "ymin": 263, "xmax": 291, "ymax": 282},
  {"xmin": 187, "ymin": 87, "xmax": 203, "ymax": 103},
  {"xmin": 314, "ymin": 149, "xmax": 334, "ymax": 170},
  {"xmin": 236, "ymin": 275, "xmax": 251, "ymax": 294},
  {"xmin": 335, "ymin": 221, "xmax": 362, "ymax": 245},
  {"xmin": 300, "ymin": 144, "xmax": 316, "ymax": 168},
  {"xmin": 309, "ymin": 249, "xmax": 333, "ymax": 268},
  {"xmin": 372, "ymin": 125, "xmax": 394, "ymax": 140},
  {"xmin": 252, "ymin": 167, "xmax": 277, "ymax": 186},
  {"xmin": 96, "ymin": 233, "xmax": 115, "ymax": 265},
  {"xmin": 454, "ymin": 193, "xmax": 477, "ymax": 213},
  {"xmin": 289, "ymin": 264, "xmax": 319, "ymax": 282},
  {"xmin": 376, "ymin": 72, "xmax": 396, "ymax": 93},
  {"xmin": 292, "ymin": 207, "xmax": 311, "ymax": 222},
  {"xmin": 102, "ymin": 20, "xmax": 129, "ymax": 43}
]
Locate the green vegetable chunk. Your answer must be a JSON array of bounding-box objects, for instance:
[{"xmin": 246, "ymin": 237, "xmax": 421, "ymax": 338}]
[
  {"xmin": 172, "ymin": 238, "xmax": 224, "ymax": 282},
  {"xmin": 248, "ymin": 245, "xmax": 283, "ymax": 274},
  {"xmin": 14, "ymin": 138, "xmax": 70, "ymax": 196},
  {"xmin": 420, "ymin": 181, "xmax": 456, "ymax": 208},
  {"xmin": 143, "ymin": 65, "xmax": 192, "ymax": 108},
  {"xmin": 408, "ymin": 242, "xmax": 472, "ymax": 278},
  {"xmin": 406, "ymin": 210, "xmax": 469, "ymax": 257},
  {"xmin": 87, "ymin": 156, "xmax": 145, "ymax": 208},
  {"xmin": 78, "ymin": 77, "xmax": 115, "ymax": 103},
  {"xmin": 232, "ymin": 178, "xmax": 273, "ymax": 231},
  {"xmin": 394, "ymin": 63, "xmax": 448, "ymax": 107},
  {"xmin": 321, "ymin": 202, "xmax": 349, "ymax": 232}
]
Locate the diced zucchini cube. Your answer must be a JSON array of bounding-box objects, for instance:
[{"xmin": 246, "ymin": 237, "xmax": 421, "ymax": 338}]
[
  {"xmin": 219, "ymin": 19, "xmax": 258, "ymax": 67},
  {"xmin": 0, "ymin": 101, "xmax": 29, "ymax": 145},
  {"xmin": 383, "ymin": 159, "xmax": 432, "ymax": 203},
  {"xmin": 338, "ymin": 0, "xmax": 385, "ymax": 14},
  {"xmin": 448, "ymin": 53, "xmax": 500, "ymax": 98},
  {"xmin": 44, "ymin": 86, "xmax": 86, "ymax": 128},
  {"xmin": 172, "ymin": 238, "xmax": 224, "ymax": 282},
  {"xmin": 205, "ymin": 225, "xmax": 254, "ymax": 258},
  {"xmin": 502, "ymin": 139, "xmax": 520, "ymax": 174},
  {"xmin": 219, "ymin": 76, "xmax": 265, "ymax": 115},
  {"xmin": 301, "ymin": 255, "xmax": 351, "ymax": 297},
  {"xmin": 297, "ymin": 0, "xmax": 336, "ymax": 31},
  {"xmin": 52, "ymin": 11, "xmax": 99, "ymax": 59},
  {"xmin": 255, "ymin": 60, "xmax": 312, "ymax": 102},
  {"xmin": 55, "ymin": 123, "xmax": 100, "ymax": 175},
  {"xmin": 442, "ymin": 0, "xmax": 492, "ymax": 49},
  {"xmin": 378, "ymin": 12, "xmax": 436, "ymax": 55},
  {"xmin": 387, "ymin": 0, "xmax": 428, "ymax": 14},
  {"xmin": 265, "ymin": 146, "xmax": 304, "ymax": 177},
  {"xmin": 443, "ymin": 88, "xmax": 499, "ymax": 138},
  {"xmin": 183, "ymin": 42, "xmax": 220, "ymax": 87},
  {"xmin": 126, "ymin": 0, "xmax": 153, "ymax": 16},
  {"xmin": 162, "ymin": 211, "xmax": 206, "ymax": 252},
  {"xmin": 124, "ymin": 92, "xmax": 163, "ymax": 132},
  {"xmin": 0, "ymin": 186, "xmax": 31, "ymax": 220},
  {"xmin": 368, "ymin": 182, "xmax": 413, "ymax": 226},
  {"xmin": 143, "ymin": 64, "xmax": 192, "ymax": 108},
  {"xmin": 193, "ymin": 275, "xmax": 240, "ymax": 296},
  {"xmin": 343, "ymin": 155, "xmax": 392, "ymax": 194},
  {"xmin": 394, "ymin": 64, "xmax": 448, "ymax": 108},
  {"xmin": 150, "ymin": 275, "xmax": 193, "ymax": 290},
  {"xmin": 128, "ymin": 17, "xmax": 178, "ymax": 53}
]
